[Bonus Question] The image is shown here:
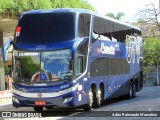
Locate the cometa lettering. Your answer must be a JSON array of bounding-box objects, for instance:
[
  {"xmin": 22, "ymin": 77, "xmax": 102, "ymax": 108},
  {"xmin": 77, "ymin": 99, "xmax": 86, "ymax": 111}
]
[{"xmin": 101, "ymin": 43, "xmax": 115, "ymax": 55}]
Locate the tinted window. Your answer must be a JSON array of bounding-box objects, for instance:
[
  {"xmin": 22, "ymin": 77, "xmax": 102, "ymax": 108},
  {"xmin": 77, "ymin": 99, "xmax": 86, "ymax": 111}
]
[
  {"xmin": 93, "ymin": 17, "xmax": 103, "ymax": 34},
  {"xmin": 93, "ymin": 16, "xmax": 113, "ymax": 43},
  {"xmin": 78, "ymin": 13, "xmax": 91, "ymax": 37},
  {"xmin": 90, "ymin": 58, "xmax": 130, "ymax": 77},
  {"xmin": 16, "ymin": 13, "xmax": 75, "ymax": 44},
  {"xmin": 93, "ymin": 16, "xmax": 142, "ymax": 43}
]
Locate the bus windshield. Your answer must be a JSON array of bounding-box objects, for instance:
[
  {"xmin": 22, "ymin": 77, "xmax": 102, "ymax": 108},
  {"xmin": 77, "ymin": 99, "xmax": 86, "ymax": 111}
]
[
  {"xmin": 13, "ymin": 49, "xmax": 73, "ymax": 85},
  {"xmin": 16, "ymin": 12, "xmax": 75, "ymax": 44}
]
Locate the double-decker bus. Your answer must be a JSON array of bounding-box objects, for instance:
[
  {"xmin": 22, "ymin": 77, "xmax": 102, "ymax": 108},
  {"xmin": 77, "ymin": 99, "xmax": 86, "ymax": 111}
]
[{"xmin": 2, "ymin": 8, "xmax": 143, "ymax": 111}]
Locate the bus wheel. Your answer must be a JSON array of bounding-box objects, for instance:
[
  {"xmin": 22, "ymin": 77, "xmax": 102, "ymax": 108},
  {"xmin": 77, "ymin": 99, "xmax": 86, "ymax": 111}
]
[
  {"xmin": 84, "ymin": 88, "xmax": 93, "ymax": 111},
  {"xmin": 127, "ymin": 81, "xmax": 136, "ymax": 99},
  {"xmin": 33, "ymin": 107, "xmax": 43, "ymax": 111},
  {"xmin": 94, "ymin": 88, "xmax": 102, "ymax": 108},
  {"xmin": 126, "ymin": 82, "xmax": 133, "ymax": 99},
  {"xmin": 132, "ymin": 81, "xmax": 136, "ymax": 98}
]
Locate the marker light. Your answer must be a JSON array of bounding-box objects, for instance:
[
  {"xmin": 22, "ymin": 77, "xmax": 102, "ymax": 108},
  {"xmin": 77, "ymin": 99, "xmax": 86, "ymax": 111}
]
[{"xmin": 16, "ymin": 26, "xmax": 21, "ymax": 36}]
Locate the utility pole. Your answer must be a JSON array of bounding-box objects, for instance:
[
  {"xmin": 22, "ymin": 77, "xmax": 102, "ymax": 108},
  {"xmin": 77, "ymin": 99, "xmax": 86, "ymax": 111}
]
[
  {"xmin": 159, "ymin": 0, "xmax": 160, "ymax": 12},
  {"xmin": 0, "ymin": 29, "xmax": 5, "ymax": 90}
]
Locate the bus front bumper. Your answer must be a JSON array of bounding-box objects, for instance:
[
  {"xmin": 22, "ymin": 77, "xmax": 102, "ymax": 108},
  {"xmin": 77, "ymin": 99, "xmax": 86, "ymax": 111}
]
[{"xmin": 12, "ymin": 93, "xmax": 75, "ymax": 108}]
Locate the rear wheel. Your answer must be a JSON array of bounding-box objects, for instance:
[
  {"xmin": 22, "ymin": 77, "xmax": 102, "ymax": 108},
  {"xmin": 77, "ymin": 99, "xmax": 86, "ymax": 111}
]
[
  {"xmin": 127, "ymin": 81, "xmax": 136, "ymax": 99},
  {"xmin": 84, "ymin": 88, "xmax": 93, "ymax": 111},
  {"xmin": 132, "ymin": 81, "xmax": 136, "ymax": 98},
  {"xmin": 94, "ymin": 88, "xmax": 102, "ymax": 108},
  {"xmin": 128, "ymin": 83, "xmax": 132, "ymax": 99},
  {"xmin": 33, "ymin": 107, "xmax": 43, "ymax": 111}
]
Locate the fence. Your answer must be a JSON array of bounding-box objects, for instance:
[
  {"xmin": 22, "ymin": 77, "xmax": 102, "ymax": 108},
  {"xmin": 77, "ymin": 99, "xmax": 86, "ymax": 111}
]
[{"xmin": 144, "ymin": 66, "xmax": 160, "ymax": 86}]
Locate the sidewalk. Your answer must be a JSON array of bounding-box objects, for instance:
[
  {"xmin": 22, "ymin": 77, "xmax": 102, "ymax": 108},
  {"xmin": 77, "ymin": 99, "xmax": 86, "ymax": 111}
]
[
  {"xmin": 0, "ymin": 97, "xmax": 12, "ymax": 106},
  {"xmin": 0, "ymin": 90, "xmax": 12, "ymax": 106},
  {"xmin": 0, "ymin": 90, "xmax": 11, "ymax": 99}
]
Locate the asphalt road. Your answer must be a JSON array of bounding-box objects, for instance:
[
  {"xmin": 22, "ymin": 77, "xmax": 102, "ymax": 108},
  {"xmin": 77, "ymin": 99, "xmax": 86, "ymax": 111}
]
[{"xmin": 0, "ymin": 86, "xmax": 160, "ymax": 120}]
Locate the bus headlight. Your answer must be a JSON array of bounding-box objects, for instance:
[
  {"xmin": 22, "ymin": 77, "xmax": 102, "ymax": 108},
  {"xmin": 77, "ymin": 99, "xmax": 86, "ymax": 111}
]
[
  {"xmin": 12, "ymin": 89, "xmax": 23, "ymax": 95},
  {"xmin": 12, "ymin": 97, "xmax": 20, "ymax": 104},
  {"xmin": 63, "ymin": 97, "xmax": 73, "ymax": 103}
]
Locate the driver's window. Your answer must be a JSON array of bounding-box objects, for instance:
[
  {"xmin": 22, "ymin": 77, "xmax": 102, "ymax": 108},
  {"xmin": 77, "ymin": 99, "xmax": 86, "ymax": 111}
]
[{"xmin": 76, "ymin": 56, "xmax": 83, "ymax": 77}]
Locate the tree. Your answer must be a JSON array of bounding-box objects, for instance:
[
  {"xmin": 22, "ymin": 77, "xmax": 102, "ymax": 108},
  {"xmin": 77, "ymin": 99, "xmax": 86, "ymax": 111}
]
[
  {"xmin": 105, "ymin": 12, "xmax": 125, "ymax": 20},
  {"xmin": 144, "ymin": 37, "xmax": 160, "ymax": 85},
  {"xmin": 4, "ymin": 65, "xmax": 10, "ymax": 74},
  {"xmin": 0, "ymin": 0, "xmax": 94, "ymax": 18},
  {"xmin": 144, "ymin": 37, "xmax": 160, "ymax": 66},
  {"xmin": 136, "ymin": 4, "xmax": 160, "ymax": 38}
]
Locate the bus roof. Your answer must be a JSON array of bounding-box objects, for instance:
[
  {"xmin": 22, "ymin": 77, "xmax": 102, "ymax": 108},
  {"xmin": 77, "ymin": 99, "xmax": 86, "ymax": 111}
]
[
  {"xmin": 22, "ymin": 8, "xmax": 91, "ymax": 15},
  {"xmin": 22, "ymin": 8, "xmax": 141, "ymax": 32}
]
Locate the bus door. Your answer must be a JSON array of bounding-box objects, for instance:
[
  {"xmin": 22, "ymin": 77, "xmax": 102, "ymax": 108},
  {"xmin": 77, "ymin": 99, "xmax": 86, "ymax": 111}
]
[{"xmin": 76, "ymin": 55, "xmax": 86, "ymax": 78}]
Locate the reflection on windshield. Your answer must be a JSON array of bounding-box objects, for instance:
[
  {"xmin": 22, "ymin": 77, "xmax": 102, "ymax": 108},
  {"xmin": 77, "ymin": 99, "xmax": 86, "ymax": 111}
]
[
  {"xmin": 14, "ymin": 49, "xmax": 73, "ymax": 84},
  {"xmin": 41, "ymin": 49, "xmax": 73, "ymax": 81}
]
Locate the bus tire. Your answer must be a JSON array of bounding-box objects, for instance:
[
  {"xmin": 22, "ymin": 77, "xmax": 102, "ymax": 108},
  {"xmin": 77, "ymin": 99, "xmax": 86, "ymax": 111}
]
[
  {"xmin": 126, "ymin": 82, "xmax": 133, "ymax": 99},
  {"xmin": 132, "ymin": 81, "xmax": 136, "ymax": 98},
  {"xmin": 127, "ymin": 81, "xmax": 136, "ymax": 99},
  {"xmin": 33, "ymin": 107, "xmax": 43, "ymax": 111},
  {"xmin": 84, "ymin": 88, "xmax": 93, "ymax": 111},
  {"xmin": 94, "ymin": 88, "xmax": 102, "ymax": 108}
]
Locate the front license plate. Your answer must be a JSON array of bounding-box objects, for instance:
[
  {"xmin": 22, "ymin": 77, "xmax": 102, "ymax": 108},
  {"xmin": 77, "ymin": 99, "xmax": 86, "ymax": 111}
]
[{"xmin": 35, "ymin": 101, "xmax": 46, "ymax": 106}]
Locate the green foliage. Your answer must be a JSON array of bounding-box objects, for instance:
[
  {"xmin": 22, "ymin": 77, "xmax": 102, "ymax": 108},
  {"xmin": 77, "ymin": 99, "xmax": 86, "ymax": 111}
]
[
  {"xmin": 21, "ymin": 57, "xmax": 39, "ymax": 77},
  {"xmin": 144, "ymin": 37, "xmax": 160, "ymax": 67},
  {"xmin": 105, "ymin": 13, "xmax": 115, "ymax": 19},
  {"xmin": 0, "ymin": 0, "xmax": 94, "ymax": 18},
  {"xmin": 106, "ymin": 12, "xmax": 125, "ymax": 20},
  {"xmin": 137, "ymin": 19, "xmax": 147, "ymax": 24},
  {"xmin": 116, "ymin": 12, "xmax": 125, "ymax": 20},
  {"xmin": 4, "ymin": 65, "xmax": 10, "ymax": 74}
]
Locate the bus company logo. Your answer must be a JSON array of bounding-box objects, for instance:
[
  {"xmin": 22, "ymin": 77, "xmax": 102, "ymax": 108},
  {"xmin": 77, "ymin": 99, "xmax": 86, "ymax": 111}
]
[
  {"xmin": 36, "ymin": 45, "xmax": 46, "ymax": 50},
  {"xmin": 40, "ymin": 73, "xmax": 47, "ymax": 80},
  {"xmin": 125, "ymin": 35, "xmax": 141, "ymax": 64},
  {"xmin": 101, "ymin": 43, "xmax": 115, "ymax": 55},
  {"xmin": 37, "ymin": 93, "xmax": 42, "ymax": 98}
]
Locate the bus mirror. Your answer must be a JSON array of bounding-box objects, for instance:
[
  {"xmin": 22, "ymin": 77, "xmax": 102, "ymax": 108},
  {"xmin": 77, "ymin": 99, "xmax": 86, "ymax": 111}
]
[{"xmin": 1, "ymin": 38, "xmax": 14, "ymax": 61}]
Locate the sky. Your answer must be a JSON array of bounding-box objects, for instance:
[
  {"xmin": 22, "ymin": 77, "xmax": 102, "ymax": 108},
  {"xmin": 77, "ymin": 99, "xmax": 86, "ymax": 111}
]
[{"xmin": 86, "ymin": 0, "xmax": 159, "ymax": 22}]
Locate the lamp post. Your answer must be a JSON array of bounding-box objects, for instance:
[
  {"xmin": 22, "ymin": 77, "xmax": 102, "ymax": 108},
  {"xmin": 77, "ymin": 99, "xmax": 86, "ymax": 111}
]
[
  {"xmin": 0, "ymin": 29, "xmax": 5, "ymax": 90},
  {"xmin": 159, "ymin": 0, "xmax": 160, "ymax": 12}
]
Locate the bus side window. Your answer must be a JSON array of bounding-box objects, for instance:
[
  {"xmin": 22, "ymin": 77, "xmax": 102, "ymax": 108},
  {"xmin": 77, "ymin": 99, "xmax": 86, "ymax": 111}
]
[
  {"xmin": 93, "ymin": 16, "xmax": 113, "ymax": 43},
  {"xmin": 92, "ymin": 16, "xmax": 102, "ymax": 43},
  {"xmin": 78, "ymin": 14, "xmax": 91, "ymax": 37},
  {"xmin": 112, "ymin": 22, "xmax": 127, "ymax": 43},
  {"xmin": 102, "ymin": 18, "xmax": 113, "ymax": 41},
  {"xmin": 76, "ymin": 56, "xmax": 84, "ymax": 77}
]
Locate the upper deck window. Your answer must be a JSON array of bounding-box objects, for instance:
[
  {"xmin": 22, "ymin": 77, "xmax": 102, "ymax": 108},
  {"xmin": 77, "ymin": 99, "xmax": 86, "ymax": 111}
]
[
  {"xmin": 16, "ymin": 12, "xmax": 76, "ymax": 44},
  {"xmin": 78, "ymin": 13, "xmax": 91, "ymax": 37}
]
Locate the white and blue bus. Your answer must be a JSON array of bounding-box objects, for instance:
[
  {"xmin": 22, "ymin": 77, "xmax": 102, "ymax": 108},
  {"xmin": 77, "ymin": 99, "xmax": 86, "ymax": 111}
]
[{"xmin": 2, "ymin": 8, "xmax": 143, "ymax": 111}]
